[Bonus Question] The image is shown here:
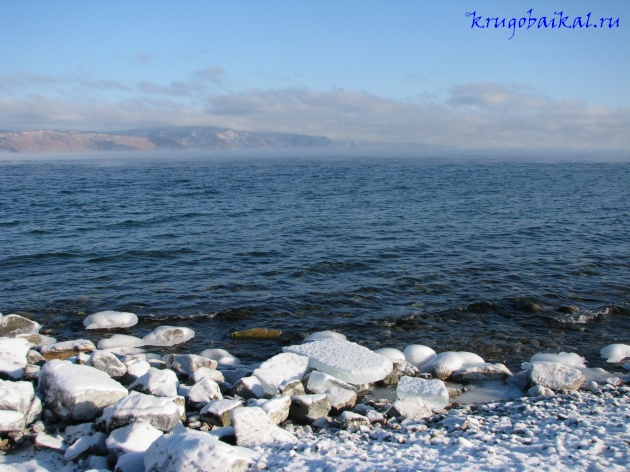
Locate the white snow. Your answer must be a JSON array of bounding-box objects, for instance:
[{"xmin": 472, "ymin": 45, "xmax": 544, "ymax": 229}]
[
  {"xmin": 0, "ymin": 379, "xmax": 35, "ymax": 415},
  {"xmin": 403, "ymin": 345, "xmax": 437, "ymax": 368},
  {"xmin": 284, "ymin": 338, "xmax": 393, "ymax": 384},
  {"xmin": 192, "ymin": 366, "xmax": 225, "ymax": 384},
  {"xmin": 99, "ymin": 392, "xmax": 181, "ymax": 433},
  {"xmin": 253, "ymin": 352, "xmax": 310, "ymax": 396},
  {"xmin": 198, "ymin": 348, "xmax": 241, "ymax": 365},
  {"xmin": 186, "ymin": 377, "xmax": 222, "ymax": 406},
  {"xmin": 83, "ymin": 310, "xmax": 138, "ymax": 330},
  {"xmin": 231, "ymin": 406, "xmax": 298, "ymax": 447},
  {"xmin": 522, "ymin": 351, "xmax": 587, "ymax": 370},
  {"xmin": 374, "ymin": 347, "xmax": 406, "ymax": 361},
  {"xmin": 17, "ymin": 333, "xmax": 57, "ymax": 346},
  {"xmin": 142, "ymin": 326, "xmax": 195, "ymax": 347},
  {"xmin": 397, "ymin": 376, "xmax": 450, "ymax": 412},
  {"xmin": 304, "ymin": 330, "xmax": 347, "ymax": 342},
  {"xmin": 421, "ymin": 351, "xmax": 485, "ymax": 380},
  {"xmin": 128, "ymin": 368, "xmax": 179, "ymax": 397},
  {"xmin": 106, "ymin": 422, "xmax": 163, "ymax": 458},
  {"xmin": 600, "ymin": 343, "xmax": 630, "ymax": 363},
  {"xmin": 0, "ymin": 337, "xmax": 31, "ymax": 379},
  {"xmin": 97, "ymin": 334, "xmax": 144, "ymax": 350}
]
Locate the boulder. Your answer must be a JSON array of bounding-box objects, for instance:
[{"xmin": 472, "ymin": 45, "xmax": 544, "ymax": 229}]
[
  {"xmin": 40, "ymin": 339, "xmax": 96, "ymax": 361},
  {"xmin": 115, "ymin": 452, "xmax": 146, "ymax": 472},
  {"xmin": 128, "ymin": 369, "xmax": 179, "ymax": 397},
  {"xmin": 97, "ymin": 334, "xmax": 144, "ymax": 350},
  {"xmin": 39, "ymin": 360, "xmax": 128, "ymax": 421},
  {"xmin": 390, "ymin": 397, "xmax": 433, "ymax": 419},
  {"xmin": 220, "ymin": 368, "xmax": 253, "ymax": 385},
  {"xmin": 99, "ymin": 392, "xmax": 180, "ymax": 433},
  {"xmin": 192, "ymin": 367, "xmax": 225, "ymax": 384},
  {"xmin": 522, "ymin": 352, "xmax": 586, "ymax": 370},
  {"xmin": 377, "ymin": 359, "xmax": 419, "ymax": 387},
  {"xmin": 601, "ymin": 344, "xmax": 630, "ymax": 363},
  {"xmin": 171, "ymin": 354, "xmax": 218, "ymax": 378},
  {"xmin": 289, "ymin": 394, "xmax": 330, "ymax": 424},
  {"xmin": 421, "ymin": 351, "xmax": 485, "ymax": 380},
  {"xmin": 142, "ymin": 326, "xmax": 195, "ymax": 347},
  {"xmin": 253, "ymin": 352, "xmax": 309, "ymax": 396},
  {"xmin": 87, "ymin": 350, "xmax": 127, "ymax": 378},
  {"xmin": 144, "ymin": 431, "xmax": 255, "ymax": 472},
  {"xmin": 186, "ymin": 377, "xmax": 223, "ymax": 409},
  {"xmin": 27, "ymin": 349, "xmax": 46, "ymax": 365},
  {"xmin": 0, "ymin": 411, "xmax": 25, "ymax": 432},
  {"xmin": 64, "ymin": 432, "xmax": 108, "ymax": 461},
  {"xmin": 106, "ymin": 422, "xmax": 163, "ymax": 459},
  {"xmin": 527, "ymin": 361, "xmax": 586, "ymax": 391},
  {"xmin": 0, "ymin": 337, "xmax": 31, "ymax": 379},
  {"xmin": 324, "ymin": 386, "xmax": 357, "ymax": 415},
  {"xmin": 396, "ymin": 376, "xmax": 449, "ymax": 412},
  {"xmin": 124, "ymin": 360, "xmax": 151, "ymax": 383},
  {"xmin": 231, "ymin": 406, "xmax": 297, "ymax": 447},
  {"xmin": 83, "ymin": 311, "xmax": 138, "ymax": 330},
  {"xmin": 284, "ymin": 338, "xmax": 393, "ymax": 384},
  {"xmin": 339, "ymin": 411, "xmax": 370, "ymax": 429},
  {"xmin": 403, "ymin": 345, "xmax": 437, "ymax": 368},
  {"xmin": 199, "ymin": 348, "xmax": 241, "ymax": 365},
  {"xmin": 277, "ymin": 378, "xmax": 305, "ymax": 397},
  {"xmin": 230, "ymin": 376, "xmax": 265, "ymax": 399},
  {"xmin": 450, "ymin": 363, "xmax": 512, "ymax": 381},
  {"xmin": 248, "ymin": 395, "xmax": 291, "ymax": 425},
  {"xmin": 528, "ymin": 385, "xmax": 555, "ymax": 397},
  {"xmin": 17, "ymin": 333, "xmax": 56, "ymax": 346},
  {"xmin": 34, "ymin": 433, "xmax": 67, "ymax": 452},
  {"xmin": 0, "ymin": 379, "xmax": 34, "ymax": 415},
  {"xmin": 0, "ymin": 314, "xmax": 41, "ymax": 337},
  {"xmin": 200, "ymin": 399, "xmax": 242, "ymax": 427}
]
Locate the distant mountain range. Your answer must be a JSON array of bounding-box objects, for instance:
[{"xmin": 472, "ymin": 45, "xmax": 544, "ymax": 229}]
[{"xmin": 0, "ymin": 126, "xmax": 335, "ymax": 153}]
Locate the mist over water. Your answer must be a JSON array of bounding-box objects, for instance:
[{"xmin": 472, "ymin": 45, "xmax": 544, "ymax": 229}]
[{"xmin": 1, "ymin": 155, "xmax": 629, "ymax": 370}]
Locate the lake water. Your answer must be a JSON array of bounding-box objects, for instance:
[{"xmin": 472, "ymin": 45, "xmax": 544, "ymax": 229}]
[{"xmin": 1, "ymin": 154, "xmax": 629, "ymax": 370}]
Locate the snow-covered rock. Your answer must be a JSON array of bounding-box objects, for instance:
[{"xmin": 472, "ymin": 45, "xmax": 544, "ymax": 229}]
[
  {"xmin": 220, "ymin": 368, "xmax": 253, "ymax": 385},
  {"xmin": 600, "ymin": 344, "xmax": 630, "ymax": 363},
  {"xmin": 64, "ymin": 432, "xmax": 108, "ymax": 461},
  {"xmin": 192, "ymin": 367, "xmax": 225, "ymax": 384},
  {"xmin": 34, "ymin": 432, "xmax": 67, "ymax": 452},
  {"xmin": 528, "ymin": 385, "xmax": 555, "ymax": 396},
  {"xmin": 99, "ymin": 392, "xmax": 181, "ymax": 433},
  {"xmin": 253, "ymin": 352, "xmax": 310, "ymax": 396},
  {"xmin": 339, "ymin": 411, "xmax": 371, "ymax": 429},
  {"xmin": 97, "ymin": 334, "xmax": 144, "ymax": 350},
  {"xmin": 40, "ymin": 339, "xmax": 96, "ymax": 361},
  {"xmin": 0, "ymin": 314, "xmax": 41, "ymax": 337},
  {"xmin": 128, "ymin": 369, "xmax": 179, "ymax": 397},
  {"xmin": 325, "ymin": 386, "xmax": 357, "ymax": 414},
  {"xmin": 0, "ymin": 337, "xmax": 31, "ymax": 379},
  {"xmin": 289, "ymin": 394, "xmax": 331, "ymax": 424},
  {"xmin": 374, "ymin": 347, "xmax": 406, "ymax": 361},
  {"xmin": 0, "ymin": 379, "xmax": 35, "ymax": 416},
  {"xmin": 391, "ymin": 397, "xmax": 433, "ymax": 419},
  {"xmin": 307, "ymin": 371, "xmax": 356, "ymax": 394},
  {"xmin": 230, "ymin": 376, "xmax": 265, "ymax": 399},
  {"xmin": 421, "ymin": 351, "xmax": 485, "ymax": 380},
  {"xmin": 304, "ymin": 331, "xmax": 347, "ymax": 342},
  {"xmin": 397, "ymin": 376, "xmax": 449, "ymax": 412},
  {"xmin": 403, "ymin": 345, "xmax": 437, "ymax": 368},
  {"xmin": 186, "ymin": 377, "xmax": 222, "ymax": 408},
  {"xmin": 83, "ymin": 311, "xmax": 138, "ymax": 330},
  {"xmin": 522, "ymin": 352, "xmax": 586, "ymax": 370},
  {"xmin": 248, "ymin": 395, "xmax": 291, "ymax": 425},
  {"xmin": 106, "ymin": 422, "xmax": 163, "ymax": 459},
  {"xmin": 39, "ymin": 360, "xmax": 128, "ymax": 421},
  {"xmin": 450, "ymin": 363, "xmax": 512, "ymax": 381},
  {"xmin": 142, "ymin": 326, "xmax": 194, "ymax": 347},
  {"xmin": 200, "ymin": 399, "xmax": 242, "ymax": 427},
  {"xmin": 144, "ymin": 430, "xmax": 255, "ymax": 472},
  {"xmin": 527, "ymin": 361, "xmax": 586, "ymax": 391},
  {"xmin": 124, "ymin": 360, "xmax": 151, "ymax": 383},
  {"xmin": 378, "ymin": 359, "xmax": 420, "ymax": 387},
  {"xmin": 115, "ymin": 452, "xmax": 145, "ymax": 472},
  {"xmin": 284, "ymin": 338, "xmax": 393, "ymax": 384},
  {"xmin": 0, "ymin": 411, "xmax": 25, "ymax": 432},
  {"xmin": 199, "ymin": 348, "xmax": 241, "ymax": 365},
  {"xmin": 277, "ymin": 378, "xmax": 305, "ymax": 397},
  {"xmin": 87, "ymin": 350, "xmax": 127, "ymax": 378},
  {"xmin": 171, "ymin": 354, "xmax": 218, "ymax": 378},
  {"xmin": 27, "ymin": 349, "xmax": 45, "ymax": 365},
  {"xmin": 231, "ymin": 406, "xmax": 297, "ymax": 447},
  {"xmin": 17, "ymin": 333, "xmax": 56, "ymax": 346}
]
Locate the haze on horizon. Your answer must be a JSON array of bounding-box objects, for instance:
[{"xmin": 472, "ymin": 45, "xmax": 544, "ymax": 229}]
[{"xmin": 1, "ymin": 0, "xmax": 629, "ymax": 153}]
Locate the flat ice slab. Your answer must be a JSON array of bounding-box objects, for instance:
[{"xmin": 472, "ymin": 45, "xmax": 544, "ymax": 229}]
[
  {"xmin": 0, "ymin": 337, "xmax": 31, "ymax": 379},
  {"xmin": 253, "ymin": 352, "xmax": 310, "ymax": 396},
  {"xmin": 396, "ymin": 376, "xmax": 449, "ymax": 412},
  {"xmin": 283, "ymin": 338, "xmax": 393, "ymax": 384},
  {"xmin": 83, "ymin": 311, "xmax": 138, "ymax": 330}
]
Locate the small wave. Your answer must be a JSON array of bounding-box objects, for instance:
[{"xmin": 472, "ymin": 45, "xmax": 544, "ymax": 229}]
[
  {"xmin": 554, "ymin": 307, "xmax": 611, "ymax": 324},
  {"xmin": 140, "ymin": 312, "xmax": 218, "ymax": 321}
]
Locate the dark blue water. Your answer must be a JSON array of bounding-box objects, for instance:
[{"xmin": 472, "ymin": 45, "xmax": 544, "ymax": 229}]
[{"xmin": 1, "ymin": 155, "xmax": 629, "ymax": 370}]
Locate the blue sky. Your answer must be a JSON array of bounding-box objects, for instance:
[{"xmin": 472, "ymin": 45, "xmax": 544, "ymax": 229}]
[{"xmin": 1, "ymin": 1, "xmax": 628, "ymax": 150}]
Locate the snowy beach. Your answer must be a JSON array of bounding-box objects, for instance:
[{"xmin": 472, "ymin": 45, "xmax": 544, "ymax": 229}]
[{"xmin": 2, "ymin": 312, "xmax": 630, "ymax": 471}]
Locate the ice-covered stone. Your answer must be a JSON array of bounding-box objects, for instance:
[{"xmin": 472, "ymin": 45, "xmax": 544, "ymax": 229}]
[
  {"xmin": 397, "ymin": 376, "xmax": 449, "ymax": 412},
  {"xmin": 377, "ymin": 359, "xmax": 420, "ymax": 387},
  {"xmin": 0, "ymin": 379, "xmax": 34, "ymax": 415},
  {"xmin": 284, "ymin": 338, "xmax": 393, "ymax": 384},
  {"xmin": 142, "ymin": 326, "xmax": 194, "ymax": 347},
  {"xmin": 277, "ymin": 378, "xmax": 305, "ymax": 397},
  {"xmin": 64, "ymin": 432, "xmax": 107, "ymax": 461},
  {"xmin": 231, "ymin": 406, "xmax": 297, "ymax": 447},
  {"xmin": 325, "ymin": 386, "xmax": 357, "ymax": 414},
  {"xmin": 99, "ymin": 392, "xmax": 180, "ymax": 433},
  {"xmin": 27, "ymin": 349, "xmax": 46, "ymax": 365},
  {"xmin": 144, "ymin": 430, "xmax": 254, "ymax": 472},
  {"xmin": 0, "ymin": 337, "xmax": 31, "ymax": 379},
  {"xmin": 339, "ymin": 411, "xmax": 370, "ymax": 429},
  {"xmin": 115, "ymin": 452, "xmax": 145, "ymax": 472},
  {"xmin": 200, "ymin": 399, "xmax": 242, "ymax": 427},
  {"xmin": 199, "ymin": 348, "xmax": 241, "ymax": 365},
  {"xmin": 0, "ymin": 410, "xmax": 25, "ymax": 432},
  {"xmin": 34, "ymin": 432, "xmax": 67, "ymax": 452},
  {"xmin": 40, "ymin": 339, "xmax": 96, "ymax": 361},
  {"xmin": 171, "ymin": 354, "xmax": 217, "ymax": 378},
  {"xmin": 450, "ymin": 363, "xmax": 512, "ymax": 381},
  {"xmin": 0, "ymin": 314, "xmax": 41, "ymax": 337},
  {"xmin": 421, "ymin": 351, "xmax": 485, "ymax": 380},
  {"xmin": 39, "ymin": 360, "xmax": 128, "ymax": 421},
  {"xmin": 87, "ymin": 350, "xmax": 127, "ymax": 378},
  {"xmin": 390, "ymin": 397, "xmax": 433, "ymax": 419},
  {"xmin": 128, "ymin": 369, "xmax": 179, "ymax": 397},
  {"xmin": 374, "ymin": 347, "xmax": 406, "ymax": 361},
  {"xmin": 106, "ymin": 422, "xmax": 163, "ymax": 459},
  {"xmin": 192, "ymin": 367, "xmax": 224, "ymax": 384},
  {"xmin": 403, "ymin": 345, "xmax": 437, "ymax": 368},
  {"xmin": 527, "ymin": 361, "xmax": 586, "ymax": 391},
  {"xmin": 186, "ymin": 377, "xmax": 222, "ymax": 408},
  {"xmin": 289, "ymin": 394, "xmax": 331, "ymax": 424},
  {"xmin": 17, "ymin": 333, "xmax": 56, "ymax": 346},
  {"xmin": 304, "ymin": 331, "xmax": 347, "ymax": 342},
  {"xmin": 253, "ymin": 352, "xmax": 310, "ymax": 396},
  {"xmin": 601, "ymin": 344, "xmax": 630, "ymax": 363},
  {"xmin": 307, "ymin": 371, "xmax": 356, "ymax": 394},
  {"xmin": 248, "ymin": 395, "xmax": 291, "ymax": 425},
  {"xmin": 528, "ymin": 385, "xmax": 555, "ymax": 396},
  {"xmin": 124, "ymin": 360, "xmax": 151, "ymax": 383},
  {"xmin": 84, "ymin": 311, "xmax": 138, "ymax": 330},
  {"xmin": 522, "ymin": 352, "xmax": 586, "ymax": 370},
  {"xmin": 97, "ymin": 334, "xmax": 144, "ymax": 350},
  {"xmin": 230, "ymin": 376, "xmax": 265, "ymax": 399}
]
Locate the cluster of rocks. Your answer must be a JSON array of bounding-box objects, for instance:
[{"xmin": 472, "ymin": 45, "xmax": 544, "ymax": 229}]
[{"xmin": 1, "ymin": 312, "xmax": 629, "ymax": 472}]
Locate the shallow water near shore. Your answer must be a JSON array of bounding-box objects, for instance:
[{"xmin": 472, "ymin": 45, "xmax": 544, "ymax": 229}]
[{"xmin": 1, "ymin": 155, "xmax": 629, "ymax": 371}]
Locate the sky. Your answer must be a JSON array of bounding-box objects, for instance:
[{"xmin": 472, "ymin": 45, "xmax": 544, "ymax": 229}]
[{"xmin": 1, "ymin": 0, "xmax": 629, "ymax": 151}]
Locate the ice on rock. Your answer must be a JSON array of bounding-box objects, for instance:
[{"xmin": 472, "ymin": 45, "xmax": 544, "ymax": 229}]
[
  {"xmin": 325, "ymin": 386, "xmax": 357, "ymax": 414},
  {"xmin": 421, "ymin": 351, "xmax": 485, "ymax": 380},
  {"xmin": 0, "ymin": 379, "xmax": 35, "ymax": 416},
  {"xmin": 283, "ymin": 338, "xmax": 393, "ymax": 384},
  {"xmin": 450, "ymin": 363, "xmax": 512, "ymax": 381},
  {"xmin": 231, "ymin": 406, "xmax": 298, "ymax": 447},
  {"xmin": 100, "ymin": 392, "xmax": 181, "ymax": 433},
  {"xmin": 230, "ymin": 376, "xmax": 265, "ymax": 399},
  {"xmin": 128, "ymin": 368, "xmax": 179, "ymax": 397},
  {"xmin": 39, "ymin": 360, "xmax": 128, "ymax": 421},
  {"xmin": 192, "ymin": 367, "xmax": 225, "ymax": 384},
  {"xmin": 199, "ymin": 348, "xmax": 241, "ymax": 366},
  {"xmin": 403, "ymin": 345, "xmax": 437, "ymax": 368},
  {"xmin": 97, "ymin": 334, "xmax": 144, "ymax": 350},
  {"xmin": 374, "ymin": 348, "xmax": 406, "ymax": 361},
  {"xmin": 115, "ymin": 452, "xmax": 146, "ymax": 472},
  {"xmin": 0, "ymin": 314, "xmax": 41, "ymax": 337},
  {"xmin": 527, "ymin": 361, "xmax": 586, "ymax": 391},
  {"xmin": 253, "ymin": 352, "xmax": 310, "ymax": 396},
  {"xmin": 171, "ymin": 354, "xmax": 218, "ymax": 378},
  {"xmin": 0, "ymin": 411, "xmax": 25, "ymax": 432},
  {"xmin": 304, "ymin": 330, "xmax": 347, "ymax": 342},
  {"xmin": 247, "ymin": 395, "xmax": 291, "ymax": 425},
  {"xmin": 200, "ymin": 399, "xmax": 242, "ymax": 427},
  {"xmin": 40, "ymin": 339, "xmax": 96, "ymax": 361},
  {"xmin": 34, "ymin": 432, "xmax": 67, "ymax": 452},
  {"xmin": 307, "ymin": 371, "xmax": 357, "ymax": 394},
  {"xmin": 522, "ymin": 352, "xmax": 587, "ymax": 370},
  {"xmin": 142, "ymin": 326, "xmax": 194, "ymax": 347},
  {"xmin": 600, "ymin": 344, "xmax": 630, "ymax": 363},
  {"xmin": 106, "ymin": 422, "xmax": 163, "ymax": 459},
  {"xmin": 64, "ymin": 432, "xmax": 108, "ymax": 461},
  {"xmin": 17, "ymin": 333, "xmax": 57, "ymax": 346},
  {"xmin": 87, "ymin": 350, "xmax": 127, "ymax": 378},
  {"xmin": 124, "ymin": 359, "xmax": 151, "ymax": 383},
  {"xmin": 83, "ymin": 311, "xmax": 138, "ymax": 330},
  {"xmin": 186, "ymin": 377, "xmax": 223, "ymax": 408},
  {"xmin": 0, "ymin": 337, "xmax": 31, "ymax": 379},
  {"xmin": 144, "ymin": 430, "xmax": 255, "ymax": 472},
  {"xmin": 397, "ymin": 376, "xmax": 449, "ymax": 412},
  {"xmin": 391, "ymin": 397, "xmax": 433, "ymax": 419}
]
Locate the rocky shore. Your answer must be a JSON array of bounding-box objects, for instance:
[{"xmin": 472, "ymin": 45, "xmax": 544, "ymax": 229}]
[{"xmin": 1, "ymin": 311, "xmax": 630, "ymax": 471}]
